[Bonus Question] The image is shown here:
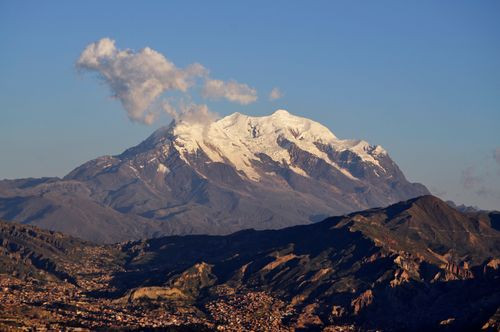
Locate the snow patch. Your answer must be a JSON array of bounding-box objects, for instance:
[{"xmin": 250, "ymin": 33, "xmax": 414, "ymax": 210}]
[
  {"xmin": 157, "ymin": 163, "xmax": 169, "ymax": 174},
  {"xmin": 171, "ymin": 109, "xmax": 385, "ymax": 181}
]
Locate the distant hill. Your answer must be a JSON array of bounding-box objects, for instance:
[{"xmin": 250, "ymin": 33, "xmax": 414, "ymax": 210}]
[{"xmin": 0, "ymin": 220, "xmax": 88, "ymax": 283}]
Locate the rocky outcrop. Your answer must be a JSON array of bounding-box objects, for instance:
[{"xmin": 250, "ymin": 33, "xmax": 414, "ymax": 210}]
[{"xmin": 351, "ymin": 290, "xmax": 374, "ymax": 315}]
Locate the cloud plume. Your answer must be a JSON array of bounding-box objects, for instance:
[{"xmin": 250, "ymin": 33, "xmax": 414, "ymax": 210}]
[
  {"xmin": 269, "ymin": 87, "xmax": 283, "ymax": 101},
  {"xmin": 202, "ymin": 79, "xmax": 257, "ymax": 105},
  {"xmin": 76, "ymin": 38, "xmax": 207, "ymax": 124},
  {"xmin": 162, "ymin": 99, "xmax": 218, "ymax": 125},
  {"xmin": 461, "ymin": 164, "xmax": 500, "ymax": 202},
  {"xmin": 77, "ymin": 38, "xmax": 257, "ymax": 124},
  {"xmin": 461, "ymin": 166, "xmax": 482, "ymax": 190}
]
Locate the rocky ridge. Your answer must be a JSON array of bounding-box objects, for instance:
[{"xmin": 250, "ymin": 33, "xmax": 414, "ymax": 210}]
[{"xmin": 0, "ymin": 195, "xmax": 498, "ymax": 331}]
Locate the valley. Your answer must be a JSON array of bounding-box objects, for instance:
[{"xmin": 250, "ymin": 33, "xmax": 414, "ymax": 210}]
[{"xmin": 1, "ymin": 196, "xmax": 498, "ymax": 331}]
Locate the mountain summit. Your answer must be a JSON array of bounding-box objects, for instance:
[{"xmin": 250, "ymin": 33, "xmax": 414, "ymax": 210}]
[
  {"xmin": 167, "ymin": 109, "xmax": 387, "ymax": 181},
  {"xmin": 0, "ymin": 110, "xmax": 429, "ymax": 242}
]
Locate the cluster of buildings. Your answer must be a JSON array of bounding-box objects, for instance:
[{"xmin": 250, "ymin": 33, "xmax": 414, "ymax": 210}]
[
  {"xmin": 0, "ymin": 245, "xmax": 359, "ymax": 330},
  {"xmin": 206, "ymin": 287, "xmax": 294, "ymax": 331},
  {"xmin": 0, "ymin": 275, "xmax": 212, "ymax": 330}
]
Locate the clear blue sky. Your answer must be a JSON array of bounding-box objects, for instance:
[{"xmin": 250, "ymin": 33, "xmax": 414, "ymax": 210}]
[{"xmin": 1, "ymin": 1, "xmax": 499, "ymax": 209}]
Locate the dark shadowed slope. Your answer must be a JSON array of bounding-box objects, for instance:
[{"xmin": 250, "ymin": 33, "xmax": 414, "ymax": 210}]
[
  {"xmin": 0, "ymin": 220, "xmax": 89, "ymax": 283},
  {"xmin": 110, "ymin": 195, "xmax": 499, "ymax": 330},
  {"xmin": 2, "ymin": 195, "xmax": 497, "ymax": 330}
]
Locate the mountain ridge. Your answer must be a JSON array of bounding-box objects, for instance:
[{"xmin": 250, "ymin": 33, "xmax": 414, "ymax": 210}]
[{"xmin": 0, "ymin": 110, "xmax": 429, "ymax": 242}]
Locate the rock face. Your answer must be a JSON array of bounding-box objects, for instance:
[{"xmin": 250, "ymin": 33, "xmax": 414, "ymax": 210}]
[
  {"xmin": 110, "ymin": 196, "xmax": 499, "ymax": 331},
  {"xmin": 0, "ymin": 196, "xmax": 498, "ymax": 330},
  {"xmin": 0, "ymin": 110, "xmax": 428, "ymax": 242},
  {"xmin": 0, "ymin": 220, "xmax": 89, "ymax": 282}
]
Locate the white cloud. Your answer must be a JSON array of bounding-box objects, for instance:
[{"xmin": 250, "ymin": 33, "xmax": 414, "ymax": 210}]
[
  {"xmin": 77, "ymin": 38, "xmax": 257, "ymax": 124},
  {"xmin": 162, "ymin": 99, "xmax": 218, "ymax": 125},
  {"xmin": 202, "ymin": 79, "xmax": 257, "ymax": 105},
  {"xmin": 76, "ymin": 38, "xmax": 207, "ymax": 124},
  {"xmin": 269, "ymin": 87, "xmax": 283, "ymax": 101}
]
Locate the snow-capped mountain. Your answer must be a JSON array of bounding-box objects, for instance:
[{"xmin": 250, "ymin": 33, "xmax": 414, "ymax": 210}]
[
  {"xmin": 172, "ymin": 109, "xmax": 386, "ymax": 181},
  {"xmin": 0, "ymin": 110, "xmax": 429, "ymax": 242}
]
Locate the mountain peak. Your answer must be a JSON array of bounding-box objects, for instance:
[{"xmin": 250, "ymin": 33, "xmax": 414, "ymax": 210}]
[
  {"xmin": 408, "ymin": 194, "xmax": 462, "ymax": 216},
  {"xmin": 411, "ymin": 194, "xmax": 448, "ymax": 205},
  {"xmin": 387, "ymin": 195, "xmax": 459, "ymax": 216},
  {"xmin": 3, "ymin": 108, "xmax": 429, "ymax": 242},
  {"xmin": 270, "ymin": 109, "xmax": 291, "ymax": 116},
  {"xmin": 169, "ymin": 110, "xmax": 391, "ymax": 180}
]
